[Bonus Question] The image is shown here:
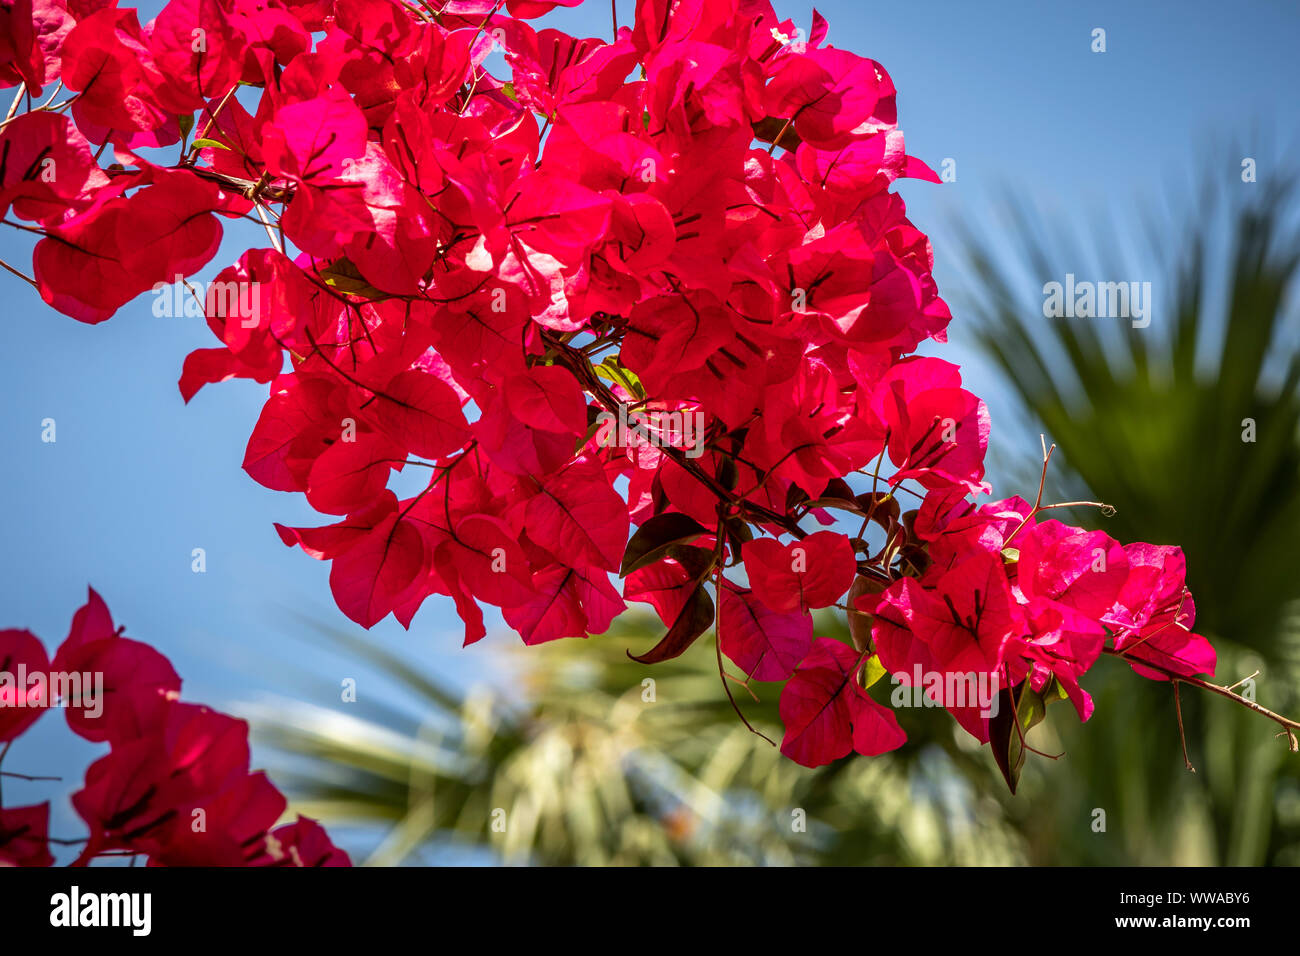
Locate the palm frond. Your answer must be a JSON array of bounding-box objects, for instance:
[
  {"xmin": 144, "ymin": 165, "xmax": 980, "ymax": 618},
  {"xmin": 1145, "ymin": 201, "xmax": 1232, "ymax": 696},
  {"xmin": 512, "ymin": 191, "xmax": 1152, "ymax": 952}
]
[
  {"xmin": 956, "ymin": 160, "xmax": 1300, "ymax": 864},
  {"xmin": 245, "ymin": 614, "xmax": 1027, "ymax": 866}
]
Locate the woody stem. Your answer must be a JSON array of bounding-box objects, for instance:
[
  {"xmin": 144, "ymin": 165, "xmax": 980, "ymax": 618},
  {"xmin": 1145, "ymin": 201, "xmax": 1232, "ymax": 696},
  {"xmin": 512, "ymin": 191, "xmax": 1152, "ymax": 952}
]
[{"xmin": 1102, "ymin": 648, "xmax": 1300, "ymax": 741}]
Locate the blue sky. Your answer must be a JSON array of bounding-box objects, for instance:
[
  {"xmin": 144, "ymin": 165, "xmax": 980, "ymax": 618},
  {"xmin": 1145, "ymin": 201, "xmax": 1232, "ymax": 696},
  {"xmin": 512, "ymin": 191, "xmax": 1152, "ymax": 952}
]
[{"xmin": 1, "ymin": 0, "xmax": 1296, "ymax": 857}]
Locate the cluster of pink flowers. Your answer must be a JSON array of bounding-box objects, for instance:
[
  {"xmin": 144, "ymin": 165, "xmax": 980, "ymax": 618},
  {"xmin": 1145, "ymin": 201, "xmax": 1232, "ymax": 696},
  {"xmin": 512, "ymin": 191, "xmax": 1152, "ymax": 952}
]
[
  {"xmin": 0, "ymin": 0, "xmax": 1222, "ymax": 789},
  {"xmin": 0, "ymin": 590, "xmax": 350, "ymax": 866},
  {"xmin": 848, "ymin": 492, "xmax": 1213, "ymax": 760}
]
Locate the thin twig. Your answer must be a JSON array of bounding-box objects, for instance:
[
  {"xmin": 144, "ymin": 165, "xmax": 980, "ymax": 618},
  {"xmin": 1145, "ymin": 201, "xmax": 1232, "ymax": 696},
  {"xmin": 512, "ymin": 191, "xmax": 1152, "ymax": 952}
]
[
  {"xmin": 253, "ymin": 202, "xmax": 283, "ymax": 254},
  {"xmin": 1225, "ymin": 670, "xmax": 1260, "ymax": 692},
  {"xmin": 1173, "ymin": 681, "xmax": 1196, "ymax": 772},
  {"xmin": 0, "ymin": 257, "xmax": 38, "ymax": 288},
  {"xmin": 1104, "ymin": 647, "xmax": 1300, "ymax": 737},
  {"xmin": 185, "ymin": 85, "xmax": 241, "ymax": 165},
  {"xmin": 5, "ymin": 83, "xmax": 25, "ymax": 122},
  {"xmin": 711, "ymin": 525, "xmax": 776, "ymax": 746}
]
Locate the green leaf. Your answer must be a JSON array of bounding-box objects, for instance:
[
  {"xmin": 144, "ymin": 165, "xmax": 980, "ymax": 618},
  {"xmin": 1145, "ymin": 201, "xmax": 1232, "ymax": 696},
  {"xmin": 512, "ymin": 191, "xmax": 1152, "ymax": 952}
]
[
  {"xmin": 178, "ymin": 113, "xmax": 195, "ymax": 139},
  {"xmin": 620, "ymin": 513, "xmax": 710, "ymax": 577},
  {"xmin": 190, "ymin": 137, "xmax": 231, "ymax": 152},
  {"xmin": 594, "ymin": 355, "xmax": 644, "ymax": 400},
  {"xmin": 317, "ymin": 258, "xmax": 386, "ymax": 300},
  {"xmin": 1044, "ymin": 676, "xmax": 1069, "ymax": 703},
  {"xmin": 860, "ymin": 654, "xmax": 887, "ymax": 690},
  {"xmin": 576, "ymin": 417, "xmax": 604, "ymax": 456},
  {"xmin": 751, "ymin": 116, "xmax": 802, "ymax": 152},
  {"xmin": 627, "ymin": 579, "xmax": 715, "ymax": 665},
  {"xmin": 723, "ymin": 516, "xmax": 754, "ymax": 555},
  {"xmin": 989, "ymin": 681, "xmax": 1052, "ymax": 795},
  {"xmin": 803, "ymin": 495, "xmax": 868, "ymax": 517}
]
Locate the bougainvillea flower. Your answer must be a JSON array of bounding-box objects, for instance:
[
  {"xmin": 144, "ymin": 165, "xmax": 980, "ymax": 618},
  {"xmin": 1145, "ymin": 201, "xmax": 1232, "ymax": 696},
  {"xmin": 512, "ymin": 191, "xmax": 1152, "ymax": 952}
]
[
  {"xmin": 148, "ymin": 771, "xmax": 286, "ymax": 867},
  {"xmin": 0, "ymin": 0, "xmax": 45, "ymax": 93},
  {"xmin": 148, "ymin": 0, "xmax": 245, "ymax": 114},
  {"xmin": 60, "ymin": 7, "xmax": 175, "ymax": 141},
  {"xmin": 779, "ymin": 637, "xmax": 906, "ymax": 767},
  {"xmin": 72, "ymin": 702, "xmax": 253, "ymax": 858},
  {"xmin": 263, "ymin": 816, "xmax": 352, "ymax": 866},
  {"xmin": 870, "ymin": 551, "xmax": 1026, "ymax": 678},
  {"xmin": 763, "ymin": 48, "xmax": 895, "ymax": 150},
  {"xmin": 0, "ymin": 628, "xmax": 50, "ymax": 741},
  {"xmin": 33, "ymin": 169, "xmax": 225, "ymax": 323},
  {"xmin": 1104, "ymin": 545, "xmax": 1216, "ymax": 680},
  {"xmin": 718, "ymin": 584, "xmax": 813, "ymax": 681},
  {"xmin": 1014, "ymin": 520, "xmax": 1129, "ymax": 620},
  {"xmin": 742, "ymin": 530, "xmax": 856, "ymax": 613},
  {"xmin": 52, "ymin": 588, "xmax": 182, "ymax": 743},
  {"xmin": 0, "ymin": 111, "xmax": 109, "ymax": 225},
  {"xmin": 0, "ymin": 803, "xmax": 55, "ymax": 867},
  {"xmin": 5, "ymin": 601, "xmax": 346, "ymax": 868}
]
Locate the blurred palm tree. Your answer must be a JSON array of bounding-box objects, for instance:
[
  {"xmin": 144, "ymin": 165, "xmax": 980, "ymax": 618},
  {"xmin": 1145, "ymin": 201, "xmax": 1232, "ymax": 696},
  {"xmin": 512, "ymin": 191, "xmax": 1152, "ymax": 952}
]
[
  {"xmin": 957, "ymin": 165, "xmax": 1300, "ymax": 864},
  {"xmin": 246, "ymin": 614, "xmax": 1027, "ymax": 866}
]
